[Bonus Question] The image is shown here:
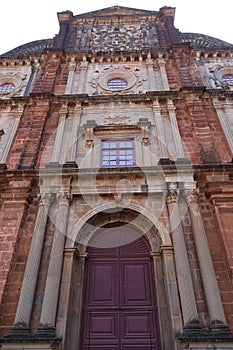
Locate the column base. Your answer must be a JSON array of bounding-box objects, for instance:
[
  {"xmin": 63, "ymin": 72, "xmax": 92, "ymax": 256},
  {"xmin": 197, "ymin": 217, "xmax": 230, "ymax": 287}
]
[
  {"xmin": 158, "ymin": 158, "xmax": 175, "ymax": 165},
  {"xmin": 1, "ymin": 323, "xmax": 32, "ymax": 341},
  {"xmin": 0, "ymin": 163, "xmax": 7, "ymax": 170},
  {"xmin": 0, "ymin": 323, "xmax": 59, "ymax": 346},
  {"xmin": 62, "ymin": 161, "xmax": 78, "ymax": 169},
  {"xmin": 36, "ymin": 325, "xmax": 57, "ymax": 340},
  {"xmin": 209, "ymin": 320, "xmax": 233, "ymax": 339},
  {"xmin": 183, "ymin": 319, "xmax": 204, "ymax": 332},
  {"xmin": 45, "ymin": 162, "xmax": 63, "ymax": 169},
  {"xmin": 45, "ymin": 161, "xmax": 78, "ymax": 169},
  {"xmin": 178, "ymin": 320, "xmax": 233, "ymax": 343},
  {"xmin": 175, "ymin": 158, "xmax": 192, "ymax": 165}
]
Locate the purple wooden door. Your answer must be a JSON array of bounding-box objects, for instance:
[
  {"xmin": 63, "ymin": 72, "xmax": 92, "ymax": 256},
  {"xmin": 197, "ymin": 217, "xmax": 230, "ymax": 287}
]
[{"xmin": 79, "ymin": 226, "xmax": 161, "ymax": 350}]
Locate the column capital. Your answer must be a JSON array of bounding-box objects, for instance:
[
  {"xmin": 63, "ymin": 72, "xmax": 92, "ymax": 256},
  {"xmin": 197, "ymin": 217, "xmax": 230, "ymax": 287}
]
[
  {"xmin": 152, "ymin": 98, "xmax": 160, "ymax": 109},
  {"xmin": 11, "ymin": 104, "xmax": 25, "ymax": 119},
  {"xmin": 56, "ymin": 193, "xmax": 72, "ymax": 206},
  {"xmin": 166, "ymin": 189, "xmax": 178, "ymax": 204},
  {"xmin": 167, "ymin": 99, "xmax": 176, "ymax": 111},
  {"xmin": 60, "ymin": 102, "xmax": 68, "ymax": 116},
  {"xmin": 185, "ymin": 188, "xmax": 199, "ymax": 205},
  {"xmin": 38, "ymin": 193, "xmax": 52, "ymax": 207}
]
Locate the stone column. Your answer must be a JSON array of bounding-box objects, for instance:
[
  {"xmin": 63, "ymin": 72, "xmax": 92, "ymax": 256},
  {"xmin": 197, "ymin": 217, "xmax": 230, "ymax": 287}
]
[
  {"xmin": 51, "ymin": 103, "xmax": 67, "ymax": 164},
  {"xmin": 158, "ymin": 59, "xmax": 169, "ymax": 91},
  {"xmin": 185, "ymin": 189, "xmax": 227, "ymax": 325},
  {"xmin": 13, "ymin": 193, "xmax": 52, "ymax": 329},
  {"xmin": 151, "ymin": 249, "xmax": 181, "ymax": 349},
  {"xmin": 56, "ymin": 249, "xmax": 87, "ymax": 350},
  {"xmin": 38, "ymin": 193, "xmax": 70, "ymax": 334},
  {"xmin": 67, "ymin": 104, "xmax": 81, "ymax": 164},
  {"xmin": 0, "ymin": 106, "xmax": 23, "ymax": 166},
  {"xmin": 167, "ymin": 188, "xmax": 199, "ymax": 326},
  {"xmin": 167, "ymin": 99, "xmax": 185, "ymax": 159},
  {"xmin": 152, "ymin": 99, "xmax": 168, "ymax": 159}
]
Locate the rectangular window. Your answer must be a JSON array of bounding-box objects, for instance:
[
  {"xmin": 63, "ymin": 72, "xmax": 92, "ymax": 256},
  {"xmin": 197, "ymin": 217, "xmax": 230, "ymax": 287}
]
[{"xmin": 101, "ymin": 139, "xmax": 135, "ymax": 167}]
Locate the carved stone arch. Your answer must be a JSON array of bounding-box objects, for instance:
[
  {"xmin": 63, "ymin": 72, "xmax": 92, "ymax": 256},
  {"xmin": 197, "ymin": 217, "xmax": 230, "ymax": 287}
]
[
  {"xmin": 66, "ymin": 201, "xmax": 172, "ymax": 249},
  {"xmin": 75, "ymin": 208, "xmax": 162, "ymax": 255}
]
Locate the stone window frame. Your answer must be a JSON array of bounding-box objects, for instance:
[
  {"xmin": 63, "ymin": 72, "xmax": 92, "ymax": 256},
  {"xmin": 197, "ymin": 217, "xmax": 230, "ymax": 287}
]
[
  {"xmin": 99, "ymin": 70, "xmax": 136, "ymax": 92},
  {"xmin": 222, "ymin": 73, "xmax": 233, "ymax": 85},
  {"xmin": 101, "ymin": 138, "xmax": 136, "ymax": 167},
  {"xmin": 0, "ymin": 73, "xmax": 25, "ymax": 98},
  {"xmin": 0, "ymin": 83, "xmax": 15, "ymax": 95},
  {"xmin": 214, "ymin": 66, "xmax": 233, "ymax": 87}
]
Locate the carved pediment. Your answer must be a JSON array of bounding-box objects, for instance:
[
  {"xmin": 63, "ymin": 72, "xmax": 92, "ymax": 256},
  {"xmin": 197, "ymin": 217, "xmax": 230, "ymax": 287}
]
[{"xmin": 77, "ymin": 5, "xmax": 158, "ymax": 18}]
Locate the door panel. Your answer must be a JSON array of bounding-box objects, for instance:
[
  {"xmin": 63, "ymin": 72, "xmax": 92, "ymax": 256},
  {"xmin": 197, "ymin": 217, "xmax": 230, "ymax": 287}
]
[
  {"xmin": 80, "ymin": 226, "xmax": 161, "ymax": 350},
  {"xmin": 121, "ymin": 260, "xmax": 152, "ymax": 306},
  {"xmin": 87, "ymin": 260, "xmax": 118, "ymax": 307}
]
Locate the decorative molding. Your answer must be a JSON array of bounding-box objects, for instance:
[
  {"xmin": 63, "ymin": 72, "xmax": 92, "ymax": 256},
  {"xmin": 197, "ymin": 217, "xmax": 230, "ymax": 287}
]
[{"xmin": 103, "ymin": 114, "xmax": 132, "ymax": 125}]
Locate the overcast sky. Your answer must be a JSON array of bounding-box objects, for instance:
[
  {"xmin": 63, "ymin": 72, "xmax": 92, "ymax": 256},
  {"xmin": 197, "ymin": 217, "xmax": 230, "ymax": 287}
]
[{"xmin": 1, "ymin": 1, "xmax": 232, "ymax": 55}]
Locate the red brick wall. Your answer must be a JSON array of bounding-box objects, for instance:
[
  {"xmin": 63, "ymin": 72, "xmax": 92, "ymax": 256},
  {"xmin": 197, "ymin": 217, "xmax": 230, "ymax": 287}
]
[
  {"xmin": 0, "ymin": 178, "xmax": 37, "ymax": 336},
  {"xmin": 175, "ymin": 92, "xmax": 232, "ymax": 164},
  {"xmin": 6, "ymin": 97, "xmax": 50, "ymax": 170}
]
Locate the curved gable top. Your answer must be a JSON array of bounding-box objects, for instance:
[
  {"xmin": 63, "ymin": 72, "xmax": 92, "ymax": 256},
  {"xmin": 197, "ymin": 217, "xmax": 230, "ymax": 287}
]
[
  {"xmin": 181, "ymin": 33, "xmax": 233, "ymax": 50},
  {"xmin": 0, "ymin": 39, "xmax": 54, "ymax": 59}
]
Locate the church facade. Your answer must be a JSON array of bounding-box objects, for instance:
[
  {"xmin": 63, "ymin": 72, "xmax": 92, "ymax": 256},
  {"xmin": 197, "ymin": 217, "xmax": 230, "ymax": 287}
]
[{"xmin": 0, "ymin": 5, "xmax": 233, "ymax": 350}]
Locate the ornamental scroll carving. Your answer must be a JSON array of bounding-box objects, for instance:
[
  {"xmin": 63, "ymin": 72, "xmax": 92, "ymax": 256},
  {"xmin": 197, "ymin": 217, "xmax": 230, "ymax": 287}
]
[
  {"xmin": 103, "ymin": 115, "xmax": 132, "ymax": 125},
  {"xmin": 75, "ymin": 20, "xmax": 159, "ymax": 52},
  {"xmin": 91, "ymin": 23, "xmax": 152, "ymax": 51}
]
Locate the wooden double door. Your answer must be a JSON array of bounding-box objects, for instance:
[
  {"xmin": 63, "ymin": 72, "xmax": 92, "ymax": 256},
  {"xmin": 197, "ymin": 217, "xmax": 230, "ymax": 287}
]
[{"xmin": 79, "ymin": 225, "xmax": 161, "ymax": 350}]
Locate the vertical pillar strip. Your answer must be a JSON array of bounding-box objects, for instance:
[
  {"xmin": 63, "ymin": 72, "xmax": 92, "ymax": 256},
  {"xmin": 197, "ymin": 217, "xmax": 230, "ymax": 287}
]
[
  {"xmin": 167, "ymin": 99, "xmax": 185, "ymax": 159},
  {"xmin": 152, "ymin": 99, "xmax": 168, "ymax": 159},
  {"xmin": 158, "ymin": 59, "xmax": 169, "ymax": 91},
  {"xmin": 51, "ymin": 103, "xmax": 67, "ymax": 163},
  {"xmin": 67, "ymin": 104, "xmax": 81, "ymax": 163}
]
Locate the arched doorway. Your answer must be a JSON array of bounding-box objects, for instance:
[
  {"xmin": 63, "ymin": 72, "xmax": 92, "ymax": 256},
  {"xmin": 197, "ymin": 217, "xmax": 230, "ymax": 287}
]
[{"xmin": 79, "ymin": 224, "xmax": 161, "ymax": 350}]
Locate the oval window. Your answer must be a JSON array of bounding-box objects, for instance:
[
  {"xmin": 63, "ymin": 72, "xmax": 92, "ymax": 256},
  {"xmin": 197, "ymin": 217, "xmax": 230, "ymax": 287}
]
[
  {"xmin": 222, "ymin": 74, "xmax": 233, "ymax": 85},
  {"xmin": 0, "ymin": 83, "xmax": 15, "ymax": 94},
  {"xmin": 107, "ymin": 78, "xmax": 127, "ymax": 90}
]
